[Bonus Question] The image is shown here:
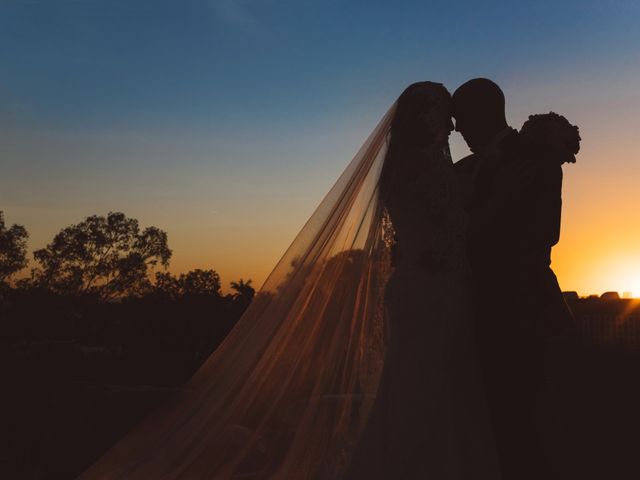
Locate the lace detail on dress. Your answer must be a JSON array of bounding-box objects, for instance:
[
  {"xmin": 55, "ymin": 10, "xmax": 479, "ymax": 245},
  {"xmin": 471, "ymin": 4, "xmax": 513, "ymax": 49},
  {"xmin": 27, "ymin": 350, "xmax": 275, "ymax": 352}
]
[
  {"xmin": 417, "ymin": 146, "xmax": 467, "ymax": 273},
  {"xmin": 384, "ymin": 143, "xmax": 468, "ymax": 275},
  {"xmin": 381, "ymin": 207, "xmax": 397, "ymax": 250}
]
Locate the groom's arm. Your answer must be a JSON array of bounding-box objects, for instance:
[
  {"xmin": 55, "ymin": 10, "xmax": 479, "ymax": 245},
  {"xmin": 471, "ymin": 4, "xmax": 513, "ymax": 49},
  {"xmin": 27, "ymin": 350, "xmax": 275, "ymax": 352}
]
[
  {"xmin": 498, "ymin": 142, "xmax": 563, "ymax": 251},
  {"xmin": 467, "ymin": 153, "xmax": 542, "ymax": 256},
  {"xmin": 531, "ymin": 160, "xmax": 563, "ymax": 249},
  {"xmin": 486, "ymin": 151, "xmax": 562, "ymax": 254}
]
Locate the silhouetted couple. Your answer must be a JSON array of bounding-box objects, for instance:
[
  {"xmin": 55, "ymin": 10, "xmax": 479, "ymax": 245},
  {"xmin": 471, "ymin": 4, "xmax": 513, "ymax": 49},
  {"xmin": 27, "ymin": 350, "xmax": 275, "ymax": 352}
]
[
  {"xmin": 79, "ymin": 79, "xmax": 578, "ymax": 479},
  {"xmin": 342, "ymin": 79, "xmax": 577, "ymax": 479}
]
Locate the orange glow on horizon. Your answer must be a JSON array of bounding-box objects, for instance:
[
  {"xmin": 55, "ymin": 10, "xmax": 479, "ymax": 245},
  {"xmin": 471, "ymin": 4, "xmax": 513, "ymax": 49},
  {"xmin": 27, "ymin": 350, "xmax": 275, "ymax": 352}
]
[
  {"xmin": 171, "ymin": 133, "xmax": 640, "ymax": 297},
  {"xmin": 6, "ymin": 67, "xmax": 640, "ymax": 299}
]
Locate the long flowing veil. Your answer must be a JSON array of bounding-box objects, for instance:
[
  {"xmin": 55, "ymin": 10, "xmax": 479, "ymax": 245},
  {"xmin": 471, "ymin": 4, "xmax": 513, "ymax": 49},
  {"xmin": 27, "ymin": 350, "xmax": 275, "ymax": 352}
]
[{"xmin": 79, "ymin": 103, "xmax": 398, "ymax": 480}]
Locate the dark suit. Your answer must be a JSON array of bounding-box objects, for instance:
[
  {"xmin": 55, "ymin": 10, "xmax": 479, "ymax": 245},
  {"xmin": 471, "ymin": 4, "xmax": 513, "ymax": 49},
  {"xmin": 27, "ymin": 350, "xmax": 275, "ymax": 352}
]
[{"xmin": 455, "ymin": 129, "xmax": 574, "ymax": 479}]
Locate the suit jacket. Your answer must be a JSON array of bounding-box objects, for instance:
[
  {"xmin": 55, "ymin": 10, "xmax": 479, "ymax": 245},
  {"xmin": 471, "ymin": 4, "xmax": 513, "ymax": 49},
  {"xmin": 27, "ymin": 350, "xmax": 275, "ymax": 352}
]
[{"xmin": 454, "ymin": 129, "xmax": 565, "ymax": 310}]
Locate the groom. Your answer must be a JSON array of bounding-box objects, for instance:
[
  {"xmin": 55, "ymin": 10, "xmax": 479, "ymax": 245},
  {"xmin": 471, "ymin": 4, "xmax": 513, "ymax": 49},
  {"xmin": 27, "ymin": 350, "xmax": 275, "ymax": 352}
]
[{"xmin": 452, "ymin": 78, "xmax": 573, "ymax": 479}]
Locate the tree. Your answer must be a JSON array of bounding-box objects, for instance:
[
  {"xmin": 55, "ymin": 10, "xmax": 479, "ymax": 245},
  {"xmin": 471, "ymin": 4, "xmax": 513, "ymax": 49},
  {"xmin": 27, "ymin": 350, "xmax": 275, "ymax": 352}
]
[
  {"xmin": 32, "ymin": 212, "xmax": 171, "ymax": 300},
  {"xmin": 154, "ymin": 271, "xmax": 182, "ymax": 300},
  {"xmin": 154, "ymin": 269, "xmax": 222, "ymax": 299},
  {"xmin": 230, "ymin": 278, "xmax": 255, "ymax": 305},
  {"xmin": 181, "ymin": 269, "xmax": 221, "ymax": 297},
  {"xmin": 0, "ymin": 211, "xmax": 29, "ymax": 284}
]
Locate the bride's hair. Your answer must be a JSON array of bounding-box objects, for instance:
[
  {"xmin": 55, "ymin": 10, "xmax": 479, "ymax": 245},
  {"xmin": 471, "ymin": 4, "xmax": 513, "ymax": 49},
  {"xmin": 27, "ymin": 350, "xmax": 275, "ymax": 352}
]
[
  {"xmin": 380, "ymin": 82, "xmax": 451, "ymax": 201},
  {"xmin": 389, "ymin": 81, "xmax": 452, "ymax": 148}
]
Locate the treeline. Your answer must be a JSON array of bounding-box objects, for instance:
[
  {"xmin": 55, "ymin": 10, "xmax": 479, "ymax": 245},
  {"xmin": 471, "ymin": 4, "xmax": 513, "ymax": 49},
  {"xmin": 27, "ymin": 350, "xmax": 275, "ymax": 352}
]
[
  {"xmin": 0, "ymin": 210, "xmax": 255, "ymax": 385},
  {"xmin": 1, "ymin": 210, "xmax": 258, "ymax": 478},
  {"xmin": 0, "ymin": 210, "xmax": 254, "ymax": 302}
]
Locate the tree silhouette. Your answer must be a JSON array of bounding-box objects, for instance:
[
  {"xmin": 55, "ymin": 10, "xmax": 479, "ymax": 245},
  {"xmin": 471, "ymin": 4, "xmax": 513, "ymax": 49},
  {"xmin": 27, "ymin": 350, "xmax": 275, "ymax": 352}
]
[
  {"xmin": 181, "ymin": 269, "xmax": 222, "ymax": 297},
  {"xmin": 231, "ymin": 279, "xmax": 256, "ymax": 301},
  {"xmin": 154, "ymin": 271, "xmax": 183, "ymax": 300},
  {"xmin": 230, "ymin": 278, "xmax": 255, "ymax": 306},
  {"xmin": 31, "ymin": 212, "xmax": 171, "ymax": 300},
  {"xmin": 154, "ymin": 269, "xmax": 222, "ymax": 299},
  {"xmin": 0, "ymin": 211, "xmax": 29, "ymax": 284}
]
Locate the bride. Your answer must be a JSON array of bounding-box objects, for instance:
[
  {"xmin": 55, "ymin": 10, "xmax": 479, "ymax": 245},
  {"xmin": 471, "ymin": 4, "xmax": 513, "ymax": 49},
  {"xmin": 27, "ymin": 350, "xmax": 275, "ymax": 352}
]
[{"xmin": 79, "ymin": 82, "xmax": 501, "ymax": 479}]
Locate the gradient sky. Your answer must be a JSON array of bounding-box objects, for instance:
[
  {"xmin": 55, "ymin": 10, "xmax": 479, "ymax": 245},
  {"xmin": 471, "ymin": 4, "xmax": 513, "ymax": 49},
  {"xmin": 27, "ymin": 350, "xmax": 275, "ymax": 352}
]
[{"xmin": 1, "ymin": 0, "xmax": 639, "ymax": 295}]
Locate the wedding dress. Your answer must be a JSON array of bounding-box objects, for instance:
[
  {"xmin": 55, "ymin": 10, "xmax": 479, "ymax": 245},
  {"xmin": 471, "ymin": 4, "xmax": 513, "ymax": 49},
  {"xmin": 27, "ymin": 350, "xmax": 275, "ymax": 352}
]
[
  {"xmin": 78, "ymin": 82, "xmax": 499, "ymax": 479},
  {"xmin": 346, "ymin": 83, "xmax": 500, "ymax": 479}
]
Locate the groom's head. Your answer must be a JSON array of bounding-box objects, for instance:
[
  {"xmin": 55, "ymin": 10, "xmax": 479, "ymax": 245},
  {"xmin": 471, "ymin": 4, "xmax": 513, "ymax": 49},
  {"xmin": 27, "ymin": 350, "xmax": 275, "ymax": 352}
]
[{"xmin": 452, "ymin": 78, "xmax": 507, "ymax": 153}]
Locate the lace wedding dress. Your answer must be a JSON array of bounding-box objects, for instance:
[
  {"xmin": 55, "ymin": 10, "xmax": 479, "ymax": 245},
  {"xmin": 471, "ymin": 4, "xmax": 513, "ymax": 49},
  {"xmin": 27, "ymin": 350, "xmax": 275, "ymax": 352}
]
[
  {"xmin": 78, "ymin": 83, "xmax": 499, "ymax": 480},
  {"xmin": 346, "ymin": 113, "xmax": 501, "ymax": 478}
]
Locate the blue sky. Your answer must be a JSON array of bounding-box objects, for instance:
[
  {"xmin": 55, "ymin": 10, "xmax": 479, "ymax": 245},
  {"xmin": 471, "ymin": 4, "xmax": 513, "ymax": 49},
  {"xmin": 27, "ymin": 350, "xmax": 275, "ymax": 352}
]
[
  {"xmin": 2, "ymin": 0, "xmax": 637, "ymax": 130},
  {"xmin": 2, "ymin": 0, "xmax": 640, "ymax": 293}
]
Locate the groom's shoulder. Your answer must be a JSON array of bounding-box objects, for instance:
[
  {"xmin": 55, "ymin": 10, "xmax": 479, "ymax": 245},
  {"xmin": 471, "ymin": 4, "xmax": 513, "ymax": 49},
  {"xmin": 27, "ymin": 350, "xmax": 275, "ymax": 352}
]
[{"xmin": 504, "ymin": 130, "xmax": 557, "ymax": 167}]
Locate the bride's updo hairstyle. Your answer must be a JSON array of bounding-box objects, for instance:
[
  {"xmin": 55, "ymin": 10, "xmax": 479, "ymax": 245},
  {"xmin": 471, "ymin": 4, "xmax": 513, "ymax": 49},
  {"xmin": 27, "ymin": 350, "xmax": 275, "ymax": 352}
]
[
  {"xmin": 390, "ymin": 82, "xmax": 451, "ymax": 149},
  {"xmin": 380, "ymin": 82, "xmax": 452, "ymax": 202},
  {"xmin": 389, "ymin": 81, "xmax": 452, "ymax": 149}
]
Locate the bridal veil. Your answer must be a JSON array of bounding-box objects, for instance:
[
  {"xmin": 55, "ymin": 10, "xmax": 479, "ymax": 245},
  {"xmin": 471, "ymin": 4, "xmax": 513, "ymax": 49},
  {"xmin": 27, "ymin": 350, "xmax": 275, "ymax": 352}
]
[{"xmin": 79, "ymin": 103, "xmax": 398, "ymax": 479}]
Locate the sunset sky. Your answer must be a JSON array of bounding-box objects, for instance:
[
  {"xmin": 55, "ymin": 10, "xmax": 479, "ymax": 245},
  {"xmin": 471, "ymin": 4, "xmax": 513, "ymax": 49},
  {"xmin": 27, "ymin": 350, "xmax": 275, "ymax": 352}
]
[{"xmin": 1, "ymin": 0, "xmax": 639, "ymax": 296}]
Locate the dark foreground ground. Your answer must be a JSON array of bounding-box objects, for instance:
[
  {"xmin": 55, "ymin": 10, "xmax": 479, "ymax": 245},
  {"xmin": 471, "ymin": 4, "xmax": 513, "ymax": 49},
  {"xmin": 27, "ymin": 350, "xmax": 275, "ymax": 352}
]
[{"xmin": 2, "ymin": 298, "xmax": 640, "ymax": 479}]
